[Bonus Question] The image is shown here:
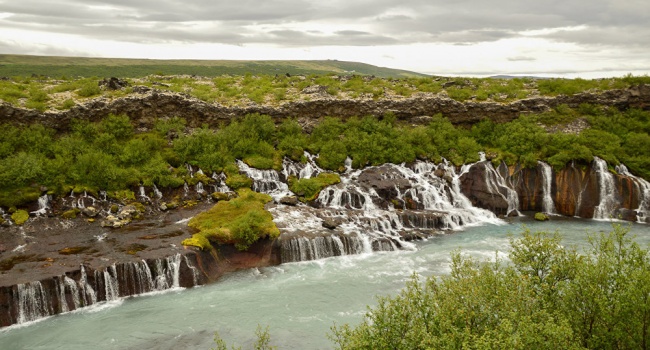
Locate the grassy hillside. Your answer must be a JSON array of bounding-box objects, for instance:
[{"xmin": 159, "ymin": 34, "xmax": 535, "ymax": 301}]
[{"xmin": 0, "ymin": 54, "xmax": 425, "ymax": 78}]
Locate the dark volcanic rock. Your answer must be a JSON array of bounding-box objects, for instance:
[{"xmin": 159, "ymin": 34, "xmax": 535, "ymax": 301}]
[
  {"xmin": 279, "ymin": 196, "xmax": 299, "ymax": 206},
  {"xmin": 2, "ymin": 85, "xmax": 649, "ymax": 132}
]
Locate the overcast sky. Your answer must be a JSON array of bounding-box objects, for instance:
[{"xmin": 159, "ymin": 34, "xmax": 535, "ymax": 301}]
[{"xmin": 1, "ymin": 0, "xmax": 649, "ymax": 77}]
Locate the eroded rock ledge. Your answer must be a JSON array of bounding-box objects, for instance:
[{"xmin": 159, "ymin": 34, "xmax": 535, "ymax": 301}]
[{"xmin": 2, "ymin": 85, "xmax": 649, "ymax": 131}]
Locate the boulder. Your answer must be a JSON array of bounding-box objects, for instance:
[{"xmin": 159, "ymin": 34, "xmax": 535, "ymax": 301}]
[
  {"xmin": 99, "ymin": 77, "xmax": 128, "ymax": 90},
  {"xmin": 279, "ymin": 196, "xmax": 299, "ymax": 206},
  {"xmin": 82, "ymin": 206, "xmax": 98, "ymax": 218},
  {"xmin": 321, "ymin": 218, "xmax": 340, "ymax": 230}
]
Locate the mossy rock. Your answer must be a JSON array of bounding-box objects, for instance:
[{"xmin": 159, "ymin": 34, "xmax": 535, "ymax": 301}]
[
  {"xmin": 211, "ymin": 192, "xmax": 236, "ymax": 202},
  {"xmin": 288, "ymin": 173, "xmax": 341, "ymax": 201},
  {"xmin": 62, "ymin": 208, "xmax": 81, "ymax": 219},
  {"xmin": 534, "ymin": 212, "xmax": 550, "ymax": 221},
  {"xmin": 225, "ymin": 173, "xmax": 253, "ymax": 190},
  {"xmin": 11, "ymin": 210, "xmax": 29, "ymax": 225},
  {"xmin": 184, "ymin": 189, "xmax": 279, "ymax": 251},
  {"xmin": 0, "ymin": 188, "xmax": 41, "ymax": 208},
  {"xmin": 108, "ymin": 190, "xmax": 136, "ymax": 202},
  {"xmin": 181, "ymin": 235, "xmax": 212, "ymax": 250},
  {"xmin": 110, "ymin": 204, "xmax": 119, "ymax": 213}
]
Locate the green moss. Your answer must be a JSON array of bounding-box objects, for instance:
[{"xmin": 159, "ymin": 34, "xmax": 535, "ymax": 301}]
[
  {"xmin": 184, "ymin": 189, "xmax": 279, "ymax": 251},
  {"xmin": 11, "ymin": 209, "xmax": 29, "ymax": 225},
  {"xmin": 225, "ymin": 173, "xmax": 253, "ymax": 190},
  {"xmin": 62, "ymin": 208, "xmax": 81, "ymax": 219},
  {"xmin": 110, "ymin": 204, "xmax": 119, "ymax": 213},
  {"xmin": 0, "ymin": 187, "xmax": 41, "ymax": 208},
  {"xmin": 244, "ymin": 155, "xmax": 275, "ymax": 170},
  {"xmin": 534, "ymin": 212, "xmax": 550, "ymax": 221},
  {"xmin": 108, "ymin": 190, "xmax": 136, "ymax": 201},
  {"xmin": 181, "ymin": 235, "xmax": 212, "ymax": 250},
  {"xmin": 288, "ymin": 173, "xmax": 341, "ymax": 201}
]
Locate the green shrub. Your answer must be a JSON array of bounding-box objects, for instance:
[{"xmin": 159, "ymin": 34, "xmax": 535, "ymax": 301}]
[
  {"xmin": 331, "ymin": 225, "xmax": 649, "ymax": 349},
  {"xmin": 77, "ymin": 81, "xmax": 101, "ymax": 97}
]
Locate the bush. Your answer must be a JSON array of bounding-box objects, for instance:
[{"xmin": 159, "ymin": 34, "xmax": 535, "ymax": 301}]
[{"xmin": 331, "ymin": 225, "xmax": 649, "ymax": 349}]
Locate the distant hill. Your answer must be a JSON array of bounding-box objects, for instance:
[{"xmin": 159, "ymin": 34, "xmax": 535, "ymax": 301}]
[{"xmin": 0, "ymin": 54, "xmax": 426, "ymax": 78}]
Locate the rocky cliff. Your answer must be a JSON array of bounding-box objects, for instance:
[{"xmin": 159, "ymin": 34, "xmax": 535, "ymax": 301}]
[{"xmin": 2, "ymin": 85, "xmax": 650, "ymax": 132}]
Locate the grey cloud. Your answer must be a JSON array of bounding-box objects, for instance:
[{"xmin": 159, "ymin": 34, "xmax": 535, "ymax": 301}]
[{"xmin": 0, "ymin": 0, "xmax": 649, "ymax": 48}]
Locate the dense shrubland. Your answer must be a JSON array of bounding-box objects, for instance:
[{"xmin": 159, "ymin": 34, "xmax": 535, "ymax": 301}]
[
  {"xmin": 1, "ymin": 103, "xmax": 649, "ymax": 208},
  {"xmin": 330, "ymin": 225, "xmax": 650, "ymax": 349}
]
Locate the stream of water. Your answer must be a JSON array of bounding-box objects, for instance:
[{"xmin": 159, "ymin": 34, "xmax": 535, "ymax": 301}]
[{"xmin": 1, "ymin": 217, "xmax": 648, "ymax": 350}]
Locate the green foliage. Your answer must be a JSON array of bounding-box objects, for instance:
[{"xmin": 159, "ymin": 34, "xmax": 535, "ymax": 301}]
[
  {"xmin": 11, "ymin": 209, "xmax": 29, "ymax": 225},
  {"xmin": 330, "ymin": 225, "xmax": 650, "ymax": 349},
  {"xmin": 288, "ymin": 173, "xmax": 341, "ymax": 201},
  {"xmin": 212, "ymin": 325, "xmax": 276, "ymax": 350},
  {"xmin": 185, "ymin": 189, "xmax": 279, "ymax": 251},
  {"xmin": 76, "ymin": 80, "xmax": 101, "ymax": 97}
]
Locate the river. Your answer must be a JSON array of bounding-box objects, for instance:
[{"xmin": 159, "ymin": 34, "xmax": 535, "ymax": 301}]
[{"xmin": 1, "ymin": 216, "xmax": 648, "ymax": 349}]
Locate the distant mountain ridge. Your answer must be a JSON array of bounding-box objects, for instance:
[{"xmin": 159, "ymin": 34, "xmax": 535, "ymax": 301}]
[{"xmin": 0, "ymin": 54, "xmax": 426, "ymax": 78}]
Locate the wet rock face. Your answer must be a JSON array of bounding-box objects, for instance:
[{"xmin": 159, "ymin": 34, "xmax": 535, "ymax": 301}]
[
  {"xmin": 357, "ymin": 166, "xmax": 412, "ymax": 204},
  {"xmin": 459, "ymin": 162, "xmax": 510, "ymax": 216}
]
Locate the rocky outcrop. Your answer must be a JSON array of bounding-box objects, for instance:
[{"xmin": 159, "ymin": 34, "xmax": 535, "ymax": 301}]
[{"xmin": 2, "ymin": 85, "xmax": 649, "ymax": 132}]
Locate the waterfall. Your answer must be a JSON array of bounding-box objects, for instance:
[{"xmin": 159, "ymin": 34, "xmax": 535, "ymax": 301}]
[
  {"xmin": 31, "ymin": 194, "xmax": 50, "ymax": 216},
  {"xmin": 237, "ymin": 160, "xmax": 291, "ymax": 200},
  {"xmin": 138, "ymin": 186, "xmax": 150, "ymax": 201},
  {"xmin": 616, "ymin": 164, "xmax": 650, "ymax": 223},
  {"xmin": 280, "ymin": 234, "xmax": 392, "ymax": 263},
  {"xmin": 183, "ymin": 256, "xmax": 200, "ymax": 286},
  {"xmin": 195, "ymin": 182, "xmax": 205, "ymax": 194},
  {"xmin": 16, "ymin": 282, "xmax": 52, "ymax": 324},
  {"xmin": 282, "ymin": 152, "xmax": 323, "ymax": 180},
  {"xmin": 538, "ymin": 161, "xmax": 556, "ymax": 214},
  {"xmin": 271, "ymin": 159, "xmax": 504, "ymax": 263},
  {"xmin": 78, "ymin": 265, "xmax": 97, "ymax": 306},
  {"xmin": 593, "ymin": 157, "xmax": 618, "ymax": 220},
  {"xmin": 153, "ymin": 185, "xmax": 163, "ymax": 199},
  {"xmin": 483, "ymin": 162, "xmax": 520, "ymax": 216},
  {"xmin": 183, "ymin": 182, "xmax": 190, "ymax": 197},
  {"xmin": 211, "ymin": 172, "xmax": 231, "ymax": 193},
  {"xmin": 8, "ymin": 254, "xmax": 197, "ymax": 326}
]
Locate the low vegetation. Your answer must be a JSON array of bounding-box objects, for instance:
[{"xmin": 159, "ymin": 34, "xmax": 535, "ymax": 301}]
[
  {"xmin": 330, "ymin": 225, "xmax": 650, "ymax": 349},
  {"xmin": 183, "ymin": 189, "xmax": 280, "ymax": 251},
  {"xmin": 1, "ymin": 102, "xmax": 649, "ymax": 208}
]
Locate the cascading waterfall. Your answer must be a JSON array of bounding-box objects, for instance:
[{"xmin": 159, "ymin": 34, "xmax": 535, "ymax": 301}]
[
  {"xmin": 280, "ymin": 234, "xmax": 376, "ymax": 263},
  {"xmin": 237, "ymin": 160, "xmax": 291, "ymax": 200},
  {"xmin": 102, "ymin": 265, "xmax": 120, "ymax": 301},
  {"xmin": 211, "ymin": 172, "xmax": 231, "ymax": 193},
  {"xmin": 153, "ymin": 185, "xmax": 163, "ymax": 200},
  {"xmin": 195, "ymin": 182, "xmax": 205, "ymax": 194},
  {"xmin": 138, "ymin": 185, "xmax": 150, "ymax": 201},
  {"xmin": 483, "ymin": 161, "xmax": 520, "ymax": 216},
  {"xmin": 593, "ymin": 157, "xmax": 618, "ymax": 220},
  {"xmin": 271, "ymin": 159, "xmax": 503, "ymax": 263},
  {"xmin": 538, "ymin": 161, "xmax": 556, "ymax": 214},
  {"xmin": 31, "ymin": 194, "xmax": 50, "ymax": 216},
  {"xmin": 616, "ymin": 164, "xmax": 650, "ymax": 223},
  {"xmin": 16, "ymin": 282, "xmax": 52, "ymax": 324},
  {"xmin": 282, "ymin": 152, "xmax": 323, "ymax": 180}
]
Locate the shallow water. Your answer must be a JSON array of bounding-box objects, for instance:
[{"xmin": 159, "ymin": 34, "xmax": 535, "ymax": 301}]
[{"xmin": 1, "ymin": 216, "xmax": 648, "ymax": 350}]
